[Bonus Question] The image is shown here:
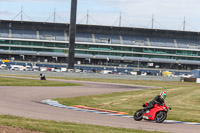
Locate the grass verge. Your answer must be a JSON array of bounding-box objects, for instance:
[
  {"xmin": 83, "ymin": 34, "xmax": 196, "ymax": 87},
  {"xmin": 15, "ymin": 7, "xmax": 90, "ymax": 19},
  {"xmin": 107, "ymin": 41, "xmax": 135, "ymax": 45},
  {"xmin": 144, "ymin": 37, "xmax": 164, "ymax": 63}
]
[
  {"xmin": 54, "ymin": 79, "xmax": 200, "ymax": 123},
  {"xmin": 0, "ymin": 115, "xmax": 162, "ymax": 133},
  {"xmin": 1, "ymin": 74, "xmax": 200, "ymax": 122},
  {"xmin": 0, "ymin": 77, "xmax": 81, "ymax": 86},
  {"xmin": 1, "ymin": 74, "xmax": 199, "ymax": 128}
]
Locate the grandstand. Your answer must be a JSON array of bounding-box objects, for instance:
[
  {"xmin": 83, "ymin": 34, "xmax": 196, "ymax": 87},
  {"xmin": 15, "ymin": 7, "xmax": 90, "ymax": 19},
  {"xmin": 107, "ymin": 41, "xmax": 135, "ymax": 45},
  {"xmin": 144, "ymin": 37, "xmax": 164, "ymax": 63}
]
[{"xmin": 0, "ymin": 19, "xmax": 200, "ymax": 70}]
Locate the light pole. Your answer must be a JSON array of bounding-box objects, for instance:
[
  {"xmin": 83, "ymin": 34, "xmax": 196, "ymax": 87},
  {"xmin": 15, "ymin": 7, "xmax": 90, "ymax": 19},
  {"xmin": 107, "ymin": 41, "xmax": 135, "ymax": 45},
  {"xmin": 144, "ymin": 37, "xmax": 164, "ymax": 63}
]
[
  {"xmin": 68, "ymin": 0, "xmax": 77, "ymax": 69},
  {"xmin": 137, "ymin": 58, "xmax": 141, "ymax": 71}
]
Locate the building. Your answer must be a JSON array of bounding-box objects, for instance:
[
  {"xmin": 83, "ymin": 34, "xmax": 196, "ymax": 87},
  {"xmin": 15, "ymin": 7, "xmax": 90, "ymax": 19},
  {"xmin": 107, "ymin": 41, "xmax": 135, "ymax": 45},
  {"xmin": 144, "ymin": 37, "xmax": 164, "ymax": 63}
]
[{"xmin": 0, "ymin": 20, "xmax": 200, "ymax": 70}]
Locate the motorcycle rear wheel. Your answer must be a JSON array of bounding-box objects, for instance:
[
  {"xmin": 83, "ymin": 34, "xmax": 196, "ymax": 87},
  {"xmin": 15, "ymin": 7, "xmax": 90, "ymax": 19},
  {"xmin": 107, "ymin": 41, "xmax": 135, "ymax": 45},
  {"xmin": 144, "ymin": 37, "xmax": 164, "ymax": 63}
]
[
  {"xmin": 155, "ymin": 111, "xmax": 167, "ymax": 123},
  {"xmin": 134, "ymin": 109, "xmax": 144, "ymax": 121}
]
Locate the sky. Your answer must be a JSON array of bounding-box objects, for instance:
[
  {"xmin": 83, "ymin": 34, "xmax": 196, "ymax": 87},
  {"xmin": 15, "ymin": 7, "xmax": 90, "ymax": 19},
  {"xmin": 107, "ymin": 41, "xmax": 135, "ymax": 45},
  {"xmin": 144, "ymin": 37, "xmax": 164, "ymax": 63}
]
[{"xmin": 1, "ymin": 0, "xmax": 200, "ymax": 31}]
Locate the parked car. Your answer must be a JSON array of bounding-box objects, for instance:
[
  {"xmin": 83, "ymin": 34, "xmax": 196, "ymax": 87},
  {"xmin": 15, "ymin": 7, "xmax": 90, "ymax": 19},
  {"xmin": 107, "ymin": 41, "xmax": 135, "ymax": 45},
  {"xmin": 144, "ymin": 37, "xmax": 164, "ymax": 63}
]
[
  {"xmin": 179, "ymin": 74, "xmax": 192, "ymax": 78},
  {"xmin": 32, "ymin": 66, "xmax": 39, "ymax": 71},
  {"xmin": 10, "ymin": 65, "xmax": 24, "ymax": 71},
  {"xmin": 54, "ymin": 69, "xmax": 61, "ymax": 72},
  {"xmin": 10, "ymin": 65, "xmax": 20, "ymax": 71},
  {"xmin": 0, "ymin": 64, "xmax": 7, "ymax": 70},
  {"xmin": 40, "ymin": 67, "xmax": 47, "ymax": 72},
  {"xmin": 25, "ymin": 66, "xmax": 32, "ymax": 71},
  {"xmin": 99, "ymin": 70, "xmax": 112, "ymax": 74},
  {"xmin": 61, "ymin": 67, "xmax": 67, "ymax": 72}
]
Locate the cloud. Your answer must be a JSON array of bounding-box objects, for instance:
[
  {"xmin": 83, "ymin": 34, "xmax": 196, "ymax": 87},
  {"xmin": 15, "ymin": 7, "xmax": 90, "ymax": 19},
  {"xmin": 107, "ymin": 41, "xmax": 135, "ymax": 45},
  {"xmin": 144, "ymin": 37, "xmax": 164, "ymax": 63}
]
[
  {"xmin": 1, "ymin": 0, "xmax": 200, "ymax": 31},
  {"xmin": 0, "ymin": 0, "xmax": 68, "ymax": 2},
  {"xmin": 77, "ymin": 0, "xmax": 200, "ymax": 30}
]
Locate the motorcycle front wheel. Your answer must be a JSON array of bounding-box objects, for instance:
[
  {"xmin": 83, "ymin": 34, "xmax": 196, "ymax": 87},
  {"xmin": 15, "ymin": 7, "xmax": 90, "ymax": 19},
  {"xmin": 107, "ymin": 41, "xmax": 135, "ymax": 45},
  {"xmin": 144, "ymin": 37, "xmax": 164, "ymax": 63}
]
[
  {"xmin": 155, "ymin": 111, "xmax": 167, "ymax": 123},
  {"xmin": 133, "ymin": 109, "xmax": 144, "ymax": 121}
]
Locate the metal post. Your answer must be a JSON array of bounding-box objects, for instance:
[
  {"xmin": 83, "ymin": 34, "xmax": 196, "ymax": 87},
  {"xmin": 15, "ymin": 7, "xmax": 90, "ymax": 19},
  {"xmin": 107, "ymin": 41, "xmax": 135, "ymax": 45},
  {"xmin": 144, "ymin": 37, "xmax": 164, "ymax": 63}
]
[
  {"xmin": 152, "ymin": 14, "xmax": 154, "ymax": 29},
  {"xmin": 53, "ymin": 8, "xmax": 56, "ymax": 23},
  {"xmin": 183, "ymin": 16, "xmax": 186, "ymax": 31},
  {"xmin": 21, "ymin": 6, "xmax": 23, "ymax": 21},
  {"xmin": 68, "ymin": 0, "xmax": 77, "ymax": 69},
  {"xmin": 119, "ymin": 12, "xmax": 122, "ymax": 27},
  {"xmin": 86, "ymin": 10, "xmax": 89, "ymax": 25}
]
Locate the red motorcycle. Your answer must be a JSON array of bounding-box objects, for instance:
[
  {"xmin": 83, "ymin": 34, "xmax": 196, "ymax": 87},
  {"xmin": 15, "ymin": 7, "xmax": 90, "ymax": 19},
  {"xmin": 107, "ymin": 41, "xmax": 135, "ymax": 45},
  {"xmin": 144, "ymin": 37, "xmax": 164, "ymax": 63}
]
[{"xmin": 134, "ymin": 103, "xmax": 171, "ymax": 123}]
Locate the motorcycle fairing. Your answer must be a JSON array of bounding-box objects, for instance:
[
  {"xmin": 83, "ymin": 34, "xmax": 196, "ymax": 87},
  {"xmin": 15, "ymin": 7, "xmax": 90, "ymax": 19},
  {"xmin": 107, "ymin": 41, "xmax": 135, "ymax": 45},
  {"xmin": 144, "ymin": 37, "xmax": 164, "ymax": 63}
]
[{"xmin": 144, "ymin": 104, "xmax": 167, "ymax": 120}]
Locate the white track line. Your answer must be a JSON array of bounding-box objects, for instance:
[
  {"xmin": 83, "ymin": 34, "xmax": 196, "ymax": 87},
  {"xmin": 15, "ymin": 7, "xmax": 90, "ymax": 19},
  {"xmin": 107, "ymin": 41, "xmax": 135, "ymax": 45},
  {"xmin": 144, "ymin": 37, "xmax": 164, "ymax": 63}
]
[{"xmin": 42, "ymin": 99, "xmax": 200, "ymax": 125}]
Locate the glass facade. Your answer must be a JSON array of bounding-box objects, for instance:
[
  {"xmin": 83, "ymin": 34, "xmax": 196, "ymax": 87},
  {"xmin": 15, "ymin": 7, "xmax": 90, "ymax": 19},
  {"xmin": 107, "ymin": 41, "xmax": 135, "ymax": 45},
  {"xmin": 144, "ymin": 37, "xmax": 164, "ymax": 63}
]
[
  {"xmin": 1, "ymin": 39, "xmax": 200, "ymax": 61},
  {"xmin": 0, "ymin": 39, "xmax": 67, "ymax": 53},
  {"xmin": 0, "ymin": 38, "xmax": 200, "ymax": 69}
]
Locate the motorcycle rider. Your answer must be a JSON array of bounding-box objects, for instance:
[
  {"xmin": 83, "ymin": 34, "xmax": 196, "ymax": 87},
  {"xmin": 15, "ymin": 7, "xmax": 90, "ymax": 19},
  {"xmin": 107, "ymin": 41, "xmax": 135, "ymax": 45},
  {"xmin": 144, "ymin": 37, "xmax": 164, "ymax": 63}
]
[
  {"xmin": 39, "ymin": 73, "xmax": 46, "ymax": 80},
  {"xmin": 145, "ymin": 91, "xmax": 167, "ymax": 111}
]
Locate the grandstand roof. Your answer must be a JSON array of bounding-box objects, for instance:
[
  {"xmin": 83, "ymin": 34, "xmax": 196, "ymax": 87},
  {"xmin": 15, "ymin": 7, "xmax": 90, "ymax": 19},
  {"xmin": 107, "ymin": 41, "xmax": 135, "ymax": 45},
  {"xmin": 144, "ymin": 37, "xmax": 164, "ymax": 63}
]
[{"xmin": 0, "ymin": 19, "xmax": 200, "ymax": 40}]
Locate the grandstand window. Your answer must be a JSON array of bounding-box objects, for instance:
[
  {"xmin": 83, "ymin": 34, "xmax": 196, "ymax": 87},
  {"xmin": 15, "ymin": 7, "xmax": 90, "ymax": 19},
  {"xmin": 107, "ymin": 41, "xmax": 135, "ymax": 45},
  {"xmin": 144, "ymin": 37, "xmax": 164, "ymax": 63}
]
[
  {"xmin": 86, "ymin": 51, "xmax": 94, "ymax": 55},
  {"xmin": 123, "ymin": 53, "xmax": 132, "ymax": 56},
  {"xmin": 166, "ymin": 50, "xmax": 176, "ymax": 54},
  {"xmin": 47, "ymin": 49, "xmax": 54, "ymax": 52},
  {"xmin": 21, "ymin": 48, "xmax": 32, "ymax": 51},
  {"xmin": 99, "ymin": 38, "xmax": 111, "ymax": 43},
  {"xmin": 188, "ymin": 45, "xmax": 198, "ymax": 49},
  {"xmin": 103, "ymin": 52, "xmax": 122, "ymax": 56},
  {"xmin": 89, "ymin": 45, "xmax": 99, "ymax": 50},
  {"xmin": 110, "ymin": 53, "xmax": 116, "ymax": 56},
  {"xmin": 0, "ymin": 46, "xmax": 9, "ymax": 50},
  {"xmin": 32, "ymin": 48, "xmax": 41, "ymax": 52},
  {"xmin": 142, "ymin": 54, "xmax": 170, "ymax": 59},
  {"xmin": 176, "ymin": 51, "xmax": 182, "ymax": 55},
  {"xmin": 133, "ymin": 48, "xmax": 143, "ymax": 52},
  {"xmin": 89, "ymin": 51, "xmax": 97, "ymax": 55},
  {"xmin": 38, "ymin": 49, "xmax": 53, "ymax": 52},
  {"xmin": 0, "ymin": 40, "xmax": 9, "ymax": 44},
  {"xmin": 21, "ymin": 41, "xmax": 31, "ymax": 46},
  {"xmin": 43, "ymin": 35, "xmax": 55, "ymax": 40},
  {"xmin": 10, "ymin": 47, "xmax": 20, "ymax": 50},
  {"xmin": 143, "ymin": 48, "xmax": 154, "ymax": 53},
  {"xmin": 192, "ymin": 51, "xmax": 198, "ymax": 56},
  {"xmin": 54, "ymin": 49, "xmax": 63, "ymax": 53},
  {"xmin": 155, "ymin": 49, "xmax": 166, "ymax": 54},
  {"xmin": 76, "ymin": 44, "xmax": 88, "ymax": 49},
  {"xmin": 131, "ymin": 54, "xmax": 140, "ymax": 57},
  {"xmin": 159, "ymin": 56, "xmax": 170, "ymax": 59},
  {"xmin": 122, "ymin": 47, "xmax": 132, "ymax": 51},
  {"xmin": 56, "ymin": 43, "xmax": 67, "ymax": 48},
  {"xmin": 100, "ymin": 46, "xmax": 111, "ymax": 51},
  {"xmin": 33, "ymin": 42, "xmax": 43, "ymax": 46},
  {"xmin": 97, "ymin": 52, "xmax": 107, "ymax": 55},
  {"xmin": 177, "ymin": 51, "xmax": 191, "ymax": 56},
  {"xmin": 116, "ymin": 53, "xmax": 123, "ymax": 56},
  {"xmin": 44, "ymin": 42, "xmax": 55, "ymax": 47},
  {"xmin": 12, "ymin": 41, "xmax": 20, "ymax": 45},
  {"xmin": 75, "ymin": 51, "xmax": 87, "ymax": 54},
  {"xmin": 188, "ymin": 51, "xmax": 195, "ymax": 56},
  {"xmin": 133, "ymin": 40, "xmax": 145, "ymax": 45},
  {"xmin": 112, "ymin": 46, "xmax": 122, "ymax": 51}
]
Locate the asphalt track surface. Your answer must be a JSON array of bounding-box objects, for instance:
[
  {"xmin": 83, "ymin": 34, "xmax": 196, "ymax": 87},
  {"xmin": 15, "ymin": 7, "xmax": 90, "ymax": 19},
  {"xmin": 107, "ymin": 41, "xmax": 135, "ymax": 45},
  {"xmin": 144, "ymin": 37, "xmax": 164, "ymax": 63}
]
[{"xmin": 0, "ymin": 76, "xmax": 199, "ymax": 133}]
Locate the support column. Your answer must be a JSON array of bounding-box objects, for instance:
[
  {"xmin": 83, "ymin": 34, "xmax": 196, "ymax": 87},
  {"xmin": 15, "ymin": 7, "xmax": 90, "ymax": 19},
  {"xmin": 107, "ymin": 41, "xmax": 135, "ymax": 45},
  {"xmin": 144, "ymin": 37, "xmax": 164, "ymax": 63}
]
[
  {"xmin": 68, "ymin": 0, "xmax": 77, "ymax": 69},
  {"xmin": 9, "ymin": 29, "xmax": 12, "ymax": 38}
]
